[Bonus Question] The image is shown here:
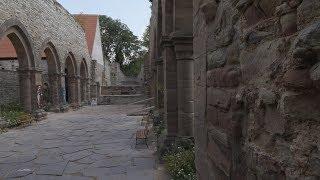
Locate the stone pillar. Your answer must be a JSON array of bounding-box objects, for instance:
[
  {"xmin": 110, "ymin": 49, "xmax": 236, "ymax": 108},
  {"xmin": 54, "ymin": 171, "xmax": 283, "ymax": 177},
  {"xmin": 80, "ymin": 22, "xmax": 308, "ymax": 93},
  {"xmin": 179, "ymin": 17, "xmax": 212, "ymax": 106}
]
[
  {"xmin": 155, "ymin": 58, "xmax": 164, "ymax": 109},
  {"xmin": 80, "ymin": 77, "xmax": 86, "ymax": 103},
  {"xmin": 173, "ymin": 36, "xmax": 194, "ymax": 137},
  {"xmin": 90, "ymin": 82, "xmax": 100, "ymax": 100},
  {"xmin": 86, "ymin": 78, "xmax": 91, "ymax": 102},
  {"xmin": 68, "ymin": 75, "xmax": 80, "ymax": 107},
  {"xmin": 48, "ymin": 73, "xmax": 61, "ymax": 111},
  {"xmin": 60, "ymin": 73, "xmax": 67, "ymax": 105},
  {"xmin": 18, "ymin": 69, "xmax": 34, "ymax": 112},
  {"xmin": 162, "ymin": 36, "xmax": 178, "ymax": 136}
]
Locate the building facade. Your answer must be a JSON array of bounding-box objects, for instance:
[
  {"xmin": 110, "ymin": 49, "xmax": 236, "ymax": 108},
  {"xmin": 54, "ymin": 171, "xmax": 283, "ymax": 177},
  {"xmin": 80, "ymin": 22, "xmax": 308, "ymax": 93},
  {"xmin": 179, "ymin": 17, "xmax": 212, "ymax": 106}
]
[
  {"xmin": 75, "ymin": 14, "xmax": 111, "ymax": 99},
  {"xmin": 0, "ymin": 0, "xmax": 106, "ymax": 112}
]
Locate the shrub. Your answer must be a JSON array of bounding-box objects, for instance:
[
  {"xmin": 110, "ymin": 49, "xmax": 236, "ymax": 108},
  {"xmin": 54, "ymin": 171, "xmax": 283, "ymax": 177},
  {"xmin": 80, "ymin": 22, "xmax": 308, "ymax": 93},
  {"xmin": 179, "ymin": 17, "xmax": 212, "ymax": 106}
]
[
  {"xmin": 159, "ymin": 137, "xmax": 195, "ymax": 160},
  {"xmin": 0, "ymin": 103, "xmax": 34, "ymax": 128},
  {"xmin": 2, "ymin": 111, "xmax": 25, "ymax": 128},
  {"xmin": 159, "ymin": 137, "xmax": 196, "ymax": 180},
  {"xmin": 164, "ymin": 149, "xmax": 196, "ymax": 180}
]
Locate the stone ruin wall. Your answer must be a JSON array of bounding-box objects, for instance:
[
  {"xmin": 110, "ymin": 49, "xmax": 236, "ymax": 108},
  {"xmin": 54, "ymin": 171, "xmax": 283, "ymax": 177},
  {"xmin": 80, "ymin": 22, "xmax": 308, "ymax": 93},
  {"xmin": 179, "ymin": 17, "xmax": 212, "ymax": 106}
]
[
  {"xmin": 194, "ymin": 0, "xmax": 320, "ymax": 179},
  {"xmin": 0, "ymin": 70, "xmax": 20, "ymax": 105},
  {"xmin": 0, "ymin": 0, "xmax": 91, "ymax": 74},
  {"xmin": 110, "ymin": 62, "xmax": 144, "ymax": 86}
]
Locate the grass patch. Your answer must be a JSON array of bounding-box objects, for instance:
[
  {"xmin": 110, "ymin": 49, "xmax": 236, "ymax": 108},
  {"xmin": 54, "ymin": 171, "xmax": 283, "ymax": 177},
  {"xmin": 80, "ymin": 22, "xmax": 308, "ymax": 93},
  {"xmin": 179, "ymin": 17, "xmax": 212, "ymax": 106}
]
[{"xmin": 0, "ymin": 103, "xmax": 34, "ymax": 128}]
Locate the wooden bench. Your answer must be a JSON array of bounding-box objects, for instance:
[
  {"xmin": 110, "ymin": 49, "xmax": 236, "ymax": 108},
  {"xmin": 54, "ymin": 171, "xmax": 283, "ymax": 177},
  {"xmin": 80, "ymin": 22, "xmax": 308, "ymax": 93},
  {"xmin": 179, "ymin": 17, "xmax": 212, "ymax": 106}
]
[{"xmin": 135, "ymin": 123, "xmax": 149, "ymax": 148}]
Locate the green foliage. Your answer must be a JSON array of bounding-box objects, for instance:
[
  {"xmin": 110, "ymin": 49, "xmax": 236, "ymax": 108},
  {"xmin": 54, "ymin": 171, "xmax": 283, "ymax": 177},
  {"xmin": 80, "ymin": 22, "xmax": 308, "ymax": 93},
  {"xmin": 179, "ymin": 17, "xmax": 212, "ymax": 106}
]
[
  {"xmin": 99, "ymin": 16, "xmax": 150, "ymax": 77},
  {"xmin": 164, "ymin": 150, "xmax": 196, "ymax": 180},
  {"xmin": 153, "ymin": 112, "xmax": 165, "ymax": 138},
  {"xmin": 1, "ymin": 111, "xmax": 25, "ymax": 128},
  {"xmin": 159, "ymin": 138, "xmax": 196, "ymax": 180},
  {"xmin": 99, "ymin": 15, "xmax": 141, "ymax": 65},
  {"xmin": 141, "ymin": 25, "xmax": 150, "ymax": 49},
  {"xmin": 0, "ymin": 103, "xmax": 34, "ymax": 128},
  {"xmin": 120, "ymin": 57, "xmax": 143, "ymax": 77}
]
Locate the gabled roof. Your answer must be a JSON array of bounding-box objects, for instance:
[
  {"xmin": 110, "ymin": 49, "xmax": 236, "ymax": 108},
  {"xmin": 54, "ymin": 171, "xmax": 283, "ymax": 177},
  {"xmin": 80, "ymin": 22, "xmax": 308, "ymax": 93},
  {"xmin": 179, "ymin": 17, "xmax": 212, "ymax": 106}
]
[{"xmin": 74, "ymin": 14, "xmax": 99, "ymax": 56}]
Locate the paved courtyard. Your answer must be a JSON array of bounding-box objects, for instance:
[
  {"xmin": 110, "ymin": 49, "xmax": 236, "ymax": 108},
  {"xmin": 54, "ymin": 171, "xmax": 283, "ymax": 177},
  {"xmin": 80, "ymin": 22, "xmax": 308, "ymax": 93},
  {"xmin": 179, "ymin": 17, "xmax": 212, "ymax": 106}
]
[{"xmin": 0, "ymin": 105, "xmax": 163, "ymax": 180}]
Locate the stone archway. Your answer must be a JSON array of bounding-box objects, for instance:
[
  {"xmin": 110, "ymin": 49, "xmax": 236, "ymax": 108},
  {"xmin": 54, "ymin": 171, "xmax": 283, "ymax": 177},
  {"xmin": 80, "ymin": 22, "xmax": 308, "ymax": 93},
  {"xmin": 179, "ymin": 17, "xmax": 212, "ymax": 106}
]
[
  {"xmin": 0, "ymin": 20, "xmax": 36, "ymax": 112},
  {"xmin": 80, "ymin": 59, "xmax": 89, "ymax": 104},
  {"xmin": 64, "ymin": 53, "xmax": 79, "ymax": 107},
  {"xmin": 40, "ymin": 41, "xmax": 62, "ymax": 111}
]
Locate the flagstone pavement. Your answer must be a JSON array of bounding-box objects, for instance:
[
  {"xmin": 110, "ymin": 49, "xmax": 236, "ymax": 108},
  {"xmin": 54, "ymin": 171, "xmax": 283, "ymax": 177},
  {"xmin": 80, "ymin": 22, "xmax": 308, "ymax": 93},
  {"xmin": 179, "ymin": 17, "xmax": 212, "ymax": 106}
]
[{"xmin": 0, "ymin": 105, "xmax": 168, "ymax": 180}]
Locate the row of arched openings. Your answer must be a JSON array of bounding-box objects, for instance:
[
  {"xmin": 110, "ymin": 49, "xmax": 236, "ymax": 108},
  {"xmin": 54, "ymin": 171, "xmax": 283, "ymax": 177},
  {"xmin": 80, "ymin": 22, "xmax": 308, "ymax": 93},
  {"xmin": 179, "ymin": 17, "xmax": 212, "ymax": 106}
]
[{"xmin": 0, "ymin": 19, "xmax": 89, "ymax": 112}]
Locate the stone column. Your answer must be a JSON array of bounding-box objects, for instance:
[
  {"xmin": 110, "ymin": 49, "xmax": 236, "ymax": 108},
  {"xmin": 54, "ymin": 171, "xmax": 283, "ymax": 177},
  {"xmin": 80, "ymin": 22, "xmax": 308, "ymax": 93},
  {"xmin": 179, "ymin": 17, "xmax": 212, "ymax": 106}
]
[
  {"xmin": 68, "ymin": 75, "xmax": 80, "ymax": 108},
  {"xmin": 48, "ymin": 73, "xmax": 61, "ymax": 111},
  {"xmin": 80, "ymin": 77, "xmax": 86, "ymax": 103},
  {"xmin": 155, "ymin": 58, "xmax": 164, "ymax": 109},
  {"xmin": 173, "ymin": 36, "xmax": 194, "ymax": 137},
  {"xmin": 162, "ymin": 36, "xmax": 178, "ymax": 136},
  {"xmin": 86, "ymin": 78, "xmax": 91, "ymax": 103},
  {"xmin": 60, "ymin": 73, "xmax": 67, "ymax": 105},
  {"xmin": 17, "ymin": 69, "xmax": 34, "ymax": 112}
]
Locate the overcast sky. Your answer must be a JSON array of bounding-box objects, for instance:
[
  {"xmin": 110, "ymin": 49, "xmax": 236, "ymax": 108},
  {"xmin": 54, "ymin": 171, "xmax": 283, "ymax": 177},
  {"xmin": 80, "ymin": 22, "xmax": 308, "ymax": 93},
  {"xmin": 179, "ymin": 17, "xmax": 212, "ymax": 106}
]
[{"xmin": 57, "ymin": 0, "xmax": 152, "ymax": 38}]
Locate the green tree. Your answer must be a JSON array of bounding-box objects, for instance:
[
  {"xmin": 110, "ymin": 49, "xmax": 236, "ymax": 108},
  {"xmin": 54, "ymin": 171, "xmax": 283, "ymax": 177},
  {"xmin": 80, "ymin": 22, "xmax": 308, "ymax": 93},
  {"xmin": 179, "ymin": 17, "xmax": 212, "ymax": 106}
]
[
  {"xmin": 141, "ymin": 25, "xmax": 150, "ymax": 49},
  {"xmin": 99, "ymin": 15, "xmax": 141, "ymax": 65},
  {"xmin": 99, "ymin": 16, "xmax": 150, "ymax": 77}
]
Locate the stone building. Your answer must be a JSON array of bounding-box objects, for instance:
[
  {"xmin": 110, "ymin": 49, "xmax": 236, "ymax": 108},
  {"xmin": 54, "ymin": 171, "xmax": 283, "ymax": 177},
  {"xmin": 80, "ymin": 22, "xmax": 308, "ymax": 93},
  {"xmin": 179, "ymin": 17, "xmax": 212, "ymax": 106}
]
[
  {"xmin": 149, "ymin": 0, "xmax": 320, "ymax": 179},
  {"xmin": 74, "ymin": 14, "xmax": 111, "ymax": 100},
  {"xmin": 149, "ymin": 0, "xmax": 195, "ymax": 138},
  {"xmin": 0, "ymin": 0, "xmax": 99, "ymax": 112}
]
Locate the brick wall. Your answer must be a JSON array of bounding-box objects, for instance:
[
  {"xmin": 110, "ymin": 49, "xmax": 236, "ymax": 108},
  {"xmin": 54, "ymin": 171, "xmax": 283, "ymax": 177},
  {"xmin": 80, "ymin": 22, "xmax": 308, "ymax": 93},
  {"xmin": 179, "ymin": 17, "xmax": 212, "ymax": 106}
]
[{"xmin": 0, "ymin": 70, "xmax": 19, "ymax": 105}]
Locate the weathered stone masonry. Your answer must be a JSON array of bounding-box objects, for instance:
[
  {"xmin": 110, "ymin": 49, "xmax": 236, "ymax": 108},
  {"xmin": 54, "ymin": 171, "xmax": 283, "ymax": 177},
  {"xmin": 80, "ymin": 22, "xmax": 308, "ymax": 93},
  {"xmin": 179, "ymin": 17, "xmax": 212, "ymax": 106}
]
[
  {"xmin": 0, "ymin": 0, "xmax": 93, "ymax": 111},
  {"xmin": 150, "ymin": 0, "xmax": 320, "ymax": 179},
  {"xmin": 150, "ymin": 0, "xmax": 195, "ymax": 137}
]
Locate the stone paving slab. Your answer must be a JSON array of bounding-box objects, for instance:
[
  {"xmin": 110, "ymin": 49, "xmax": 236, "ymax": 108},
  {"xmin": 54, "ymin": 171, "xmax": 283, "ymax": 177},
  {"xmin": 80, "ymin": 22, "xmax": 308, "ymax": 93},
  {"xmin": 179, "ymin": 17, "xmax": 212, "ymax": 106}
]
[{"xmin": 0, "ymin": 105, "xmax": 167, "ymax": 180}]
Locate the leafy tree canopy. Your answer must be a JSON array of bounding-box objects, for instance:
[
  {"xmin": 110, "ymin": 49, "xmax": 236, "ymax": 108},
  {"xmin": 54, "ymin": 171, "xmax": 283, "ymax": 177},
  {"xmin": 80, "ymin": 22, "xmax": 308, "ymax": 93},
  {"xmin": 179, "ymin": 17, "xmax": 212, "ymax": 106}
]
[{"xmin": 99, "ymin": 15, "xmax": 149, "ymax": 77}]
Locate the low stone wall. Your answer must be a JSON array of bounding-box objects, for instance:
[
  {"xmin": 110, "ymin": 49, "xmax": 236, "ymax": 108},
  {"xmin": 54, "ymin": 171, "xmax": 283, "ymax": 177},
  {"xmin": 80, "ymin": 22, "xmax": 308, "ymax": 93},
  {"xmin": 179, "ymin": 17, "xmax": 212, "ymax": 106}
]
[
  {"xmin": 0, "ymin": 70, "xmax": 19, "ymax": 105},
  {"xmin": 98, "ymin": 94, "xmax": 146, "ymax": 105},
  {"xmin": 101, "ymin": 86, "xmax": 142, "ymax": 95},
  {"xmin": 110, "ymin": 62, "xmax": 144, "ymax": 86}
]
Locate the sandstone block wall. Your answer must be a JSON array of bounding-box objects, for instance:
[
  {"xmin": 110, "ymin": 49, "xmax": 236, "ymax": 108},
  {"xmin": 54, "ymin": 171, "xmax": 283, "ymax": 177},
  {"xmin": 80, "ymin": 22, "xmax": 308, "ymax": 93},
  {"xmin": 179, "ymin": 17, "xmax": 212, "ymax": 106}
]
[{"xmin": 194, "ymin": 0, "xmax": 320, "ymax": 179}]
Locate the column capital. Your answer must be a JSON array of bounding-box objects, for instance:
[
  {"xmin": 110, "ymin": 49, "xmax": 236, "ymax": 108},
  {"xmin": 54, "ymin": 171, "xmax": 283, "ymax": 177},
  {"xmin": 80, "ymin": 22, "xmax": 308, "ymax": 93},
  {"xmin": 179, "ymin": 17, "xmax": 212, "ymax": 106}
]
[
  {"xmin": 171, "ymin": 31, "xmax": 193, "ymax": 45},
  {"xmin": 161, "ymin": 36, "xmax": 173, "ymax": 47},
  {"xmin": 155, "ymin": 57, "xmax": 163, "ymax": 66},
  {"xmin": 171, "ymin": 33, "xmax": 193, "ymax": 61}
]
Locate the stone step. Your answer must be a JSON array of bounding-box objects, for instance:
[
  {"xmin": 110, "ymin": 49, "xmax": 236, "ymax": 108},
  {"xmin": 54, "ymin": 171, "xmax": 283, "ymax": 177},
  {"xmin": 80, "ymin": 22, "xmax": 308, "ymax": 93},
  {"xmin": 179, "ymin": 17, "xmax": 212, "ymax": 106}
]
[
  {"xmin": 129, "ymin": 97, "xmax": 155, "ymax": 105},
  {"xmin": 127, "ymin": 106, "xmax": 155, "ymax": 116},
  {"xmin": 98, "ymin": 94, "xmax": 146, "ymax": 105}
]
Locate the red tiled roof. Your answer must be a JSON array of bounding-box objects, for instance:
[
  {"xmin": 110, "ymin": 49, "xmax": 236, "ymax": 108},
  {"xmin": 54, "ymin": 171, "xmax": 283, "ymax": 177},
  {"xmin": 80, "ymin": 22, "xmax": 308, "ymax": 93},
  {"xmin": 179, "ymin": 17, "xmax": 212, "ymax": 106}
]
[
  {"xmin": 0, "ymin": 37, "xmax": 17, "ymax": 59},
  {"xmin": 74, "ymin": 14, "xmax": 99, "ymax": 55}
]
